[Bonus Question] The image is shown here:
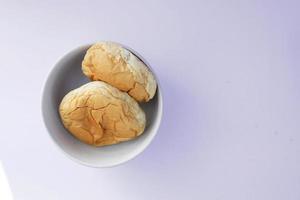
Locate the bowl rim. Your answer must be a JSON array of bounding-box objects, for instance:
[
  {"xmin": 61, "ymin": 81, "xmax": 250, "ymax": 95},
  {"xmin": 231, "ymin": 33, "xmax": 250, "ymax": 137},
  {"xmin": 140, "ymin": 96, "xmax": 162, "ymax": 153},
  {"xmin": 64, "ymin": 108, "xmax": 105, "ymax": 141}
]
[{"xmin": 41, "ymin": 43, "xmax": 164, "ymax": 168}]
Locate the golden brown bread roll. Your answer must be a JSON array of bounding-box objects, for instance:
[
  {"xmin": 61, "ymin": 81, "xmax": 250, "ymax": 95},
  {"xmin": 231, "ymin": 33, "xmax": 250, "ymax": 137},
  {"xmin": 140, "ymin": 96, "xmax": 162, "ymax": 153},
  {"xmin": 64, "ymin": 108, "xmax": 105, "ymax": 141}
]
[
  {"xmin": 82, "ymin": 42, "xmax": 157, "ymax": 102},
  {"xmin": 59, "ymin": 81, "xmax": 146, "ymax": 146}
]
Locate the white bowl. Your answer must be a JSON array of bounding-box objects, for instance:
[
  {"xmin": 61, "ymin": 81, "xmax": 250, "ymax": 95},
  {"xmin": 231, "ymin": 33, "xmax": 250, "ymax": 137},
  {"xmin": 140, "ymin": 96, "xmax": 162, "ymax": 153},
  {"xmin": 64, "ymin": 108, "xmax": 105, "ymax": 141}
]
[{"xmin": 41, "ymin": 44, "xmax": 163, "ymax": 167}]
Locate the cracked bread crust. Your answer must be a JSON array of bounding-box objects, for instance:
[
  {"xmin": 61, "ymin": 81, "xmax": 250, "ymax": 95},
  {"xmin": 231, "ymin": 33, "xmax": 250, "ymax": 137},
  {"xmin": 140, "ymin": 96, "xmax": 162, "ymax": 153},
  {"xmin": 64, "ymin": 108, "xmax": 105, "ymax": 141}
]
[
  {"xmin": 82, "ymin": 42, "xmax": 157, "ymax": 102},
  {"xmin": 59, "ymin": 81, "xmax": 146, "ymax": 147}
]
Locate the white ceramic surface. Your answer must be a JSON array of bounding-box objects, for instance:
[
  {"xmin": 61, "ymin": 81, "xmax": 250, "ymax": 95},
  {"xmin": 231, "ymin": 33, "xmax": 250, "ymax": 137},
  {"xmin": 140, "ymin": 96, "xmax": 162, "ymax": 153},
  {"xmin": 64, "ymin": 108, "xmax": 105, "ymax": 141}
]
[
  {"xmin": 0, "ymin": 162, "xmax": 13, "ymax": 200},
  {"xmin": 41, "ymin": 44, "xmax": 163, "ymax": 167}
]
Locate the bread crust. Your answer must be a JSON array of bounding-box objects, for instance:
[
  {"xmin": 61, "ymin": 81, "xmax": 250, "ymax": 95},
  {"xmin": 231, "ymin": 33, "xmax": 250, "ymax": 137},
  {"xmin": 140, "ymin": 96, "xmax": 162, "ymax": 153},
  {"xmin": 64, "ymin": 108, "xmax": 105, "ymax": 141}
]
[
  {"xmin": 82, "ymin": 42, "xmax": 157, "ymax": 102},
  {"xmin": 59, "ymin": 81, "xmax": 146, "ymax": 146}
]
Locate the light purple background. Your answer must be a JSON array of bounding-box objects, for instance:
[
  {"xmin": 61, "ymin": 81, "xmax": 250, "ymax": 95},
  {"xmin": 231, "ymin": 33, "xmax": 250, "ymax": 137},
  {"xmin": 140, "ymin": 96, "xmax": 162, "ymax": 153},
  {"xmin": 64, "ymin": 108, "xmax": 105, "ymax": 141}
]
[{"xmin": 0, "ymin": 0, "xmax": 300, "ymax": 199}]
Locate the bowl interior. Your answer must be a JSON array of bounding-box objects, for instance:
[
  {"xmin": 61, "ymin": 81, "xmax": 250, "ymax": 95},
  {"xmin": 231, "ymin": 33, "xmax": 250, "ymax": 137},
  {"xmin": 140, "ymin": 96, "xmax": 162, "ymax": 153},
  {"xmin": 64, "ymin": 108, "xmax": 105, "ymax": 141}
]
[{"xmin": 42, "ymin": 45, "xmax": 162, "ymax": 167}]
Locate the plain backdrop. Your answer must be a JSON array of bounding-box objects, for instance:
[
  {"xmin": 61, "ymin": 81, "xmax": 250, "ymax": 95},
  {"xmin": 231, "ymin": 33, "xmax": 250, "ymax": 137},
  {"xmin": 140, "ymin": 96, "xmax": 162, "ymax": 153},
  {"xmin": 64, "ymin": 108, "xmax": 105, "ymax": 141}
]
[{"xmin": 0, "ymin": 0, "xmax": 299, "ymax": 199}]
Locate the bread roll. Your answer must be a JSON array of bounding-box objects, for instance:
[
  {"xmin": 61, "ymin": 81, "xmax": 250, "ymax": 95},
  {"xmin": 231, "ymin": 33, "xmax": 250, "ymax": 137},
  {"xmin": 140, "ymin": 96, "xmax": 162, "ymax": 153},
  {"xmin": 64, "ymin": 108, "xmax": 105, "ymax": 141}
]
[
  {"xmin": 82, "ymin": 42, "xmax": 157, "ymax": 102},
  {"xmin": 59, "ymin": 81, "xmax": 146, "ymax": 146}
]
